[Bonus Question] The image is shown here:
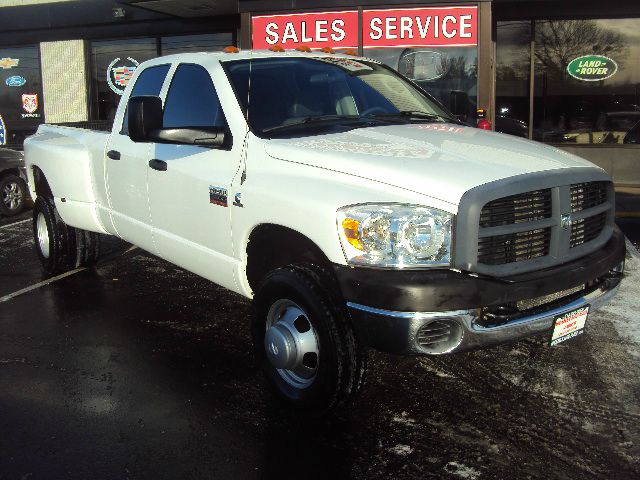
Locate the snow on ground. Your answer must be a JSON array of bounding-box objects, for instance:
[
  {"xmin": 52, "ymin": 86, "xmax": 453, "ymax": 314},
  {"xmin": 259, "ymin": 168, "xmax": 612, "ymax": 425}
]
[{"xmin": 599, "ymin": 241, "xmax": 640, "ymax": 359}]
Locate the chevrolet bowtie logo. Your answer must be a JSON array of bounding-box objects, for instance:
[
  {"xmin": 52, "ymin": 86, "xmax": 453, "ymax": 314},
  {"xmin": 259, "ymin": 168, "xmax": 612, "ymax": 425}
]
[{"xmin": 0, "ymin": 57, "xmax": 19, "ymax": 69}]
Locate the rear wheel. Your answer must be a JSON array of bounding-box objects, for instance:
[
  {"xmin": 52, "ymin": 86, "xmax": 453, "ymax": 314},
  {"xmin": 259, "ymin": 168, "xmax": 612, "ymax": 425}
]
[
  {"xmin": 251, "ymin": 264, "xmax": 367, "ymax": 414},
  {"xmin": 33, "ymin": 195, "xmax": 100, "ymax": 275},
  {"xmin": 0, "ymin": 174, "xmax": 27, "ymax": 217}
]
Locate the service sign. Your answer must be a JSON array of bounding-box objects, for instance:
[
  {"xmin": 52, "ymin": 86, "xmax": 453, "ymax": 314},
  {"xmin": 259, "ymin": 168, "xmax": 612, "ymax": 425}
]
[
  {"xmin": 252, "ymin": 10, "xmax": 358, "ymax": 49},
  {"xmin": 567, "ymin": 55, "xmax": 618, "ymax": 82},
  {"xmin": 363, "ymin": 6, "xmax": 478, "ymax": 48}
]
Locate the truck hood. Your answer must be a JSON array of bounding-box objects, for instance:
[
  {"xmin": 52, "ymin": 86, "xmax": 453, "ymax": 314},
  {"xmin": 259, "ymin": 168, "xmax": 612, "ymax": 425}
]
[{"xmin": 263, "ymin": 123, "xmax": 597, "ymax": 207}]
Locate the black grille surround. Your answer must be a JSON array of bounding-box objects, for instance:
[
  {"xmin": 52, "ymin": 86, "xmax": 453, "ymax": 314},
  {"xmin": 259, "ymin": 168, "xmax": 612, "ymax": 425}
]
[{"xmin": 454, "ymin": 169, "xmax": 615, "ymax": 276}]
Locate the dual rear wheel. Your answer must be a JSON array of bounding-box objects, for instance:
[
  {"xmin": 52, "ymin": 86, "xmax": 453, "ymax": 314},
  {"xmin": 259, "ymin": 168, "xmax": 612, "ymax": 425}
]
[{"xmin": 33, "ymin": 195, "xmax": 100, "ymax": 274}]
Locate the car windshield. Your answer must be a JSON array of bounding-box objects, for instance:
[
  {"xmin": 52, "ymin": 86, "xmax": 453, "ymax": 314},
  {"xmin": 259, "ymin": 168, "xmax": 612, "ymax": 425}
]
[{"xmin": 224, "ymin": 56, "xmax": 455, "ymax": 137}]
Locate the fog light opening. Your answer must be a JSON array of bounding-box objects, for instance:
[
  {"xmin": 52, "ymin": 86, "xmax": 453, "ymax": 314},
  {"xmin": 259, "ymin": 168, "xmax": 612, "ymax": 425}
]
[{"xmin": 416, "ymin": 319, "xmax": 463, "ymax": 354}]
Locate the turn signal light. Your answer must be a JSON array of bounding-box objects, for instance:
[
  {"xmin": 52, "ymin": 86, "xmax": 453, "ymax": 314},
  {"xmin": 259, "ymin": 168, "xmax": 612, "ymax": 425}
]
[
  {"xmin": 341, "ymin": 218, "xmax": 363, "ymax": 251},
  {"xmin": 269, "ymin": 45, "xmax": 285, "ymax": 52},
  {"xmin": 343, "ymin": 49, "xmax": 358, "ymax": 56},
  {"xmin": 320, "ymin": 47, "xmax": 335, "ymax": 54},
  {"xmin": 296, "ymin": 45, "xmax": 311, "ymax": 52},
  {"xmin": 223, "ymin": 46, "xmax": 239, "ymax": 53}
]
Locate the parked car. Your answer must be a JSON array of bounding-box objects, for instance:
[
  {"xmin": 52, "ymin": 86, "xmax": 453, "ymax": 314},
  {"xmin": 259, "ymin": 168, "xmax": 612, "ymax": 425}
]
[
  {"xmin": 24, "ymin": 51, "xmax": 625, "ymax": 413},
  {"xmin": 0, "ymin": 147, "xmax": 28, "ymax": 216}
]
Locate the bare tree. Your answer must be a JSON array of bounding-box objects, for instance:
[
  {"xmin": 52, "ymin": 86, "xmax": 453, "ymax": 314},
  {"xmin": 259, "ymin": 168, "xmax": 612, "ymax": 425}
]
[{"xmin": 535, "ymin": 20, "xmax": 627, "ymax": 76}]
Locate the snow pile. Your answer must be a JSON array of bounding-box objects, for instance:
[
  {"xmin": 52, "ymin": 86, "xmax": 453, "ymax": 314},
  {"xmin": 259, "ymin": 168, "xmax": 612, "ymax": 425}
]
[{"xmin": 599, "ymin": 242, "xmax": 640, "ymax": 358}]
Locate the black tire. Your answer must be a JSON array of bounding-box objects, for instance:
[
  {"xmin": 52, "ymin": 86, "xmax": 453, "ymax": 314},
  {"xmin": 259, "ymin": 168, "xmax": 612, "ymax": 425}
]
[
  {"xmin": 251, "ymin": 264, "xmax": 367, "ymax": 414},
  {"xmin": 0, "ymin": 174, "xmax": 27, "ymax": 217},
  {"xmin": 33, "ymin": 195, "xmax": 101, "ymax": 274}
]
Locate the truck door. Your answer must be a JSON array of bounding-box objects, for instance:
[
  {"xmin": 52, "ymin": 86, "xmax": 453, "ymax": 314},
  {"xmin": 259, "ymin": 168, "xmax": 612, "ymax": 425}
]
[
  {"xmin": 146, "ymin": 63, "xmax": 241, "ymax": 290},
  {"xmin": 105, "ymin": 63, "xmax": 170, "ymax": 251}
]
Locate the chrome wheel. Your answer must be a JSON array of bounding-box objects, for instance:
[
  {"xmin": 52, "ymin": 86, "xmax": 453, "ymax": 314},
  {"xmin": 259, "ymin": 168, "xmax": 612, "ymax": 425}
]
[
  {"xmin": 265, "ymin": 299, "xmax": 320, "ymax": 389},
  {"xmin": 1, "ymin": 181, "xmax": 23, "ymax": 211},
  {"xmin": 36, "ymin": 212, "xmax": 50, "ymax": 259}
]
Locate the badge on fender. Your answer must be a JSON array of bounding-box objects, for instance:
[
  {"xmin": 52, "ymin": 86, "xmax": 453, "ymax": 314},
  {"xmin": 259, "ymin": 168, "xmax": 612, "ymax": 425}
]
[{"xmin": 209, "ymin": 185, "xmax": 228, "ymax": 207}]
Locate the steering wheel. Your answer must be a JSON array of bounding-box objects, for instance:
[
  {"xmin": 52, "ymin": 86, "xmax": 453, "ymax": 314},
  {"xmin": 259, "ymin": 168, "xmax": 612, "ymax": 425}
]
[{"xmin": 360, "ymin": 106, "xmax": 389, "ymax": 117}]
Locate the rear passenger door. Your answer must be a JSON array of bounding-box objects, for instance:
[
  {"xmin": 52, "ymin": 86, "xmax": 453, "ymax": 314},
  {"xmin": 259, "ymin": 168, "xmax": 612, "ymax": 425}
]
[
  {"xmin": 105, "ymin": 64, "xmax": 170, "ymax": 251},
  {"xmin": 146, "ymin": 63, "xmax": 241, "ymax": 290}
]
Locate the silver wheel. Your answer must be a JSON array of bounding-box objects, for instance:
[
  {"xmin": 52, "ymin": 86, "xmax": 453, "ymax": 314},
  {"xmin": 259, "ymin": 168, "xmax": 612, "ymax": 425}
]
[
  {"xmin": 36, "ymin": 212, "xmax": 50, "ymax": 259},
  {"xmin": 264, "ymin": 299, "xmax": 320, "ymax": 389},
  {"xmin": 1, "ymin": 180, "xmax": 23, "ymax": 211}
]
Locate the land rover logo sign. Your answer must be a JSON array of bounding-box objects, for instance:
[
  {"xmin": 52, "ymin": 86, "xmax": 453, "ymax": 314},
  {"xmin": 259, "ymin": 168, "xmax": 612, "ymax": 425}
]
[
  {"xmin": 567, "ymin": 55, "xmax": 618, "ymax": 82},
  {"xmin": 107, "ymin": 57, "xmax": 139, "ymax": 95}
]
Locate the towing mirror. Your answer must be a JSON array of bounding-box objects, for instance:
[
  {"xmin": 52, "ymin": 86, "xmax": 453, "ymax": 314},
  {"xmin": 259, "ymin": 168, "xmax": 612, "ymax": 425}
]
[
  {"xmin": 128, "ymin": 96, "xmax": 162, "ymax": 143},
  {"xmin": 449, "ymin": 90, "xmax": 470, "ymax": 119},
  {"xmin": 128, "ymin": 95, "xmax": 230, "ymax": 148}
]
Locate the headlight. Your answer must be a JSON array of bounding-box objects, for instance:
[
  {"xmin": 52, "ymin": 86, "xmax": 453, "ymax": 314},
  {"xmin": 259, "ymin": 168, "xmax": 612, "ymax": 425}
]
[{"xmin": 337, "ymin": 204, "xmax": 453, "ymax": 268}]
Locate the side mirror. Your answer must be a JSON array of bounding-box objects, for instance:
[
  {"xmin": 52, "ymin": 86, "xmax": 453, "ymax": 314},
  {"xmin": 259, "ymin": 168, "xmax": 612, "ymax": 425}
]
[
  {"xmin": 449, "ymin": 90, "xmax": 470, "ymax": 117},
  {"xmin": 128, "ymin": 96, "xmax": 162, "ymax": 143}
]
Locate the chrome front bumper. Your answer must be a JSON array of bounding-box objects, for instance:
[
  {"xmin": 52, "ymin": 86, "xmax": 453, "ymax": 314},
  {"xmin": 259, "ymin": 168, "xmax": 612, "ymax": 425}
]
[{"xmin": 347, "ymin": 277, "xmax": 621, "ymax": 355}]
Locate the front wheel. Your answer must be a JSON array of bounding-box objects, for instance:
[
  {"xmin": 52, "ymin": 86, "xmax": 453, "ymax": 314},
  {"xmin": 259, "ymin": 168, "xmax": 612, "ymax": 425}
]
[
  {"xmin": 251, "ymin": 265, "xmax": 367, "ymax": 414},
  {"xmin": 0, "ymin": 174, "xmax": 27, "ymax": 217}
]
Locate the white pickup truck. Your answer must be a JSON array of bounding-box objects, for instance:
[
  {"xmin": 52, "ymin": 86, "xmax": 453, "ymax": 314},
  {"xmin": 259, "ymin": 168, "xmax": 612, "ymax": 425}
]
[{"xmin": 25, "ymin": 50, "xmax": 625, "ymax": 413}]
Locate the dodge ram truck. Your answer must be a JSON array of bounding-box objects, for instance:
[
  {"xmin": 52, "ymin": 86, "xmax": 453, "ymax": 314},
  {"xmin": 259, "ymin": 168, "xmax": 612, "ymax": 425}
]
[{"xmin": 24, "ymin": 49, "xmax": 625, "ymax": 413}]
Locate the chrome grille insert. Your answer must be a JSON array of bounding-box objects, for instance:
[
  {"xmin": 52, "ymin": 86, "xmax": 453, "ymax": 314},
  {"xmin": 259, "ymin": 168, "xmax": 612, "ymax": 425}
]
[
  {"xmin": 571, "ymin": 182, "xmax": 607, "ymax": 212},
  {"xmin": 478, "ymin": 227, "xmax": 551, "ymax": 265},
  {"xmin": 570, "ymin": 211, "xmax": 607, "ymax": 248},
  {"xmin": 479, "ymin": 189, "xmax": 551, "ymax": 228}
]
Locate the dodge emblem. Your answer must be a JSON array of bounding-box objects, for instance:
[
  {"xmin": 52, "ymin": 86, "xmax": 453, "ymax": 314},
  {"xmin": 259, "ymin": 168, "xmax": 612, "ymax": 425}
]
[{"xmin": 561, "ymin": 213, "xmax": 572, "ymax": 230}]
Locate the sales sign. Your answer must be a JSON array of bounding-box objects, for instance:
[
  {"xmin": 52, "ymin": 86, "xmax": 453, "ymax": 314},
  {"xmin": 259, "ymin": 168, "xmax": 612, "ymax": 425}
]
[
  {"xmin": 251, "ymin": 7, "xmax": 477, "ymax": 50},
  {"xmin": 363, "ymin": 7, "xmax": 477, "ymax": 48},
  {"xmin": 252, "ymin": 10, "xmax": 358, "ymax": 49}
]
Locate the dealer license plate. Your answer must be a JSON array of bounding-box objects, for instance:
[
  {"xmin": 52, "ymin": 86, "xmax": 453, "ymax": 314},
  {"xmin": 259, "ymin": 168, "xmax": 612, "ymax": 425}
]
[{"xmin": 550, "ymin": 306, "xmax": 590, "ymax": 346}]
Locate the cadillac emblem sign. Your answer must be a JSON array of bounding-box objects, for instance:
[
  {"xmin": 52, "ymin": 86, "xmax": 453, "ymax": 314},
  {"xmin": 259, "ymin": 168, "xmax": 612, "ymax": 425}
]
[{"xmin": 107, "ymin": 57, "xmax": 140, "ymax": 95}]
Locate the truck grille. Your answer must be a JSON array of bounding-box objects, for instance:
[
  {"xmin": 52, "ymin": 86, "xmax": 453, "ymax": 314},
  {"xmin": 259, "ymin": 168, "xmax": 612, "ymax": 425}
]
[
  {"xmin": 479, "ymin": 189, "xmax": 551, "ymax": 228},
  {"xmin": 571, "ymin": 182, "xmax": 607, "ymax": 212},
  {"xmin": 476, "ymin": 181, "xmax": 611, "ymax": 268},
  {"xmin": 478, "ymin": 227, "xmax": 551, "ymax": 265},
  {"xmin": 570, "ymin": 211, "xmax": 607, "ymax": 248}
]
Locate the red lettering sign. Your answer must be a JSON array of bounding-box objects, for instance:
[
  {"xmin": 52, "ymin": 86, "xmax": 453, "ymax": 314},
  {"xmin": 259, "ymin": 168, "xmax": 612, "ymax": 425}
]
[
  {"xmin": 363, "ymin": 6, "xmax": 478, "ymax": 48},
  {"xmin": 252, "ymin": 10, "xmax": 358, "ymax": 49}
]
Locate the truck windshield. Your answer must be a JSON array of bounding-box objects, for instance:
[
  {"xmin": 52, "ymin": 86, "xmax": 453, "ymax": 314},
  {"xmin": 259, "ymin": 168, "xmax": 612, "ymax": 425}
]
[{"xmin": 224, "ymin": 56, "xmax": 456, "ymax": 137}]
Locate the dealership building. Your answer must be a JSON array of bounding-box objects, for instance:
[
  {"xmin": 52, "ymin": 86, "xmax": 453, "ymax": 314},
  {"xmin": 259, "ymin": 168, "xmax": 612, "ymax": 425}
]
[{"xmin": 0, "ymin": 0, "xmax": 638, "ymax": 186}]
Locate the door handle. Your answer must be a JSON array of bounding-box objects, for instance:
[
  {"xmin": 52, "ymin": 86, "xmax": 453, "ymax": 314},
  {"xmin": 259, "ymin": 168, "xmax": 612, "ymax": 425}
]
[
  {"xmin": 148, "ymin": 159, "xmax": 167, "ymax": 171},
  {"xmin": 107, "ymin": 150, "xmax": 121, "ymax": 160}
]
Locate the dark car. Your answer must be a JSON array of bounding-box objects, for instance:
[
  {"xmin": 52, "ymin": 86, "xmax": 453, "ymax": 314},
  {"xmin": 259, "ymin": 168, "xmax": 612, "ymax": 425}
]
[{"xmin": 0, "ymin": 147, "xmax": 28, "ymax": 216}]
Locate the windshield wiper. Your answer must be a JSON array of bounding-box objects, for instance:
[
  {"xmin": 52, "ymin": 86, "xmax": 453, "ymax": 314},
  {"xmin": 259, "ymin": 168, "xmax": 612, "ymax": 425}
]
[
  {"xmin": 262, "ymin": 115, "xmax": 381, "ymax": 134},
  {"xmin": 366, "ymin": 110, "xmax": 447, "ymax": 122}
]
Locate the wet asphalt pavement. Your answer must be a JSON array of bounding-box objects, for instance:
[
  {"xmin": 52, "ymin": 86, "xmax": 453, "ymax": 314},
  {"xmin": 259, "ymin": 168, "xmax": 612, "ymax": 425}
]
[{"xmin": 1, "ymin": 209, "xmax": 639, "ymax": 480}]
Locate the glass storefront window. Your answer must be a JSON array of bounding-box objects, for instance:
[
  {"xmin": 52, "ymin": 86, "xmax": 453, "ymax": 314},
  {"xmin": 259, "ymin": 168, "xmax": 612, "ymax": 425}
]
[
  {"xmin": 364, "ymin": 47, "xmax": 478, "ymax": 121},
  {"xmin": 0, "ymin": 45, "xmax": 44, "ymax": 147},
  {"xmin": 160, "ymin": 33, "xmax": 233, "ymax": 55},
  {"xmin": 495, "ymin": 21, "xmax": 531, "ymax": 138},
  {"xmin": 533, "ymin": 18, "xmax": 640, "ymax": 144},
  {"xmin": 90, "ymin": 38, "xmax": 157, "ymax": 123},
  {"xmin": 90, "ymin": 34, "xmax": 234, "ymax": 124}
]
